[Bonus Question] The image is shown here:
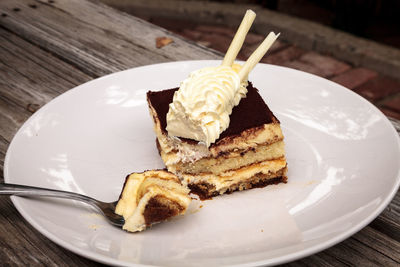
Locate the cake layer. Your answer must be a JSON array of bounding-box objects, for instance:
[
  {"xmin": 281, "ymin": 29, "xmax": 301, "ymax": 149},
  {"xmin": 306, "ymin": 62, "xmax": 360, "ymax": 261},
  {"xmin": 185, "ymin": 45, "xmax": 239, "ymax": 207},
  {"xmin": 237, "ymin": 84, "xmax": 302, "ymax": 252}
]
[
  {"xmin": 180, "ymin": 158, "xmax": 287, "ymax": 199},
  {"xmin": 147, "ymin": 82, "xmax": 284, "ymax": 162},
  {"xmin": 161, "ymin": 140, "xmax": 285, "ymax": 175},
  {"xmin": 187, "ymin": 167, "xmax": 287, "ymax": 200},
  {"xmin": 115, "ymin": 170, "xmax": 191, "ymax": 232}
]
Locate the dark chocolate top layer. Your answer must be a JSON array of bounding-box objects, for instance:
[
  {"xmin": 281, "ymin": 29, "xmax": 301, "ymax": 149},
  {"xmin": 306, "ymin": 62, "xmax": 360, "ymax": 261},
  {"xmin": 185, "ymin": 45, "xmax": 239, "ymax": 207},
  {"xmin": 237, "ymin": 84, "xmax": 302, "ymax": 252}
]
[{"xmin": 147, "ymin": 82, "xmax": 278, "ymax": 145}]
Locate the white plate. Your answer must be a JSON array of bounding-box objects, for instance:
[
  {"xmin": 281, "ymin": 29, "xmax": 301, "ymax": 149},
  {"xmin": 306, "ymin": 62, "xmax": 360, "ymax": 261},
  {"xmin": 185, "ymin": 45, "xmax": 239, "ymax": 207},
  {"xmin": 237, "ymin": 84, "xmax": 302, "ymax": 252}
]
[{"xmin": 4, "ymin": 60, "xmax": 400, "ymax": 266}]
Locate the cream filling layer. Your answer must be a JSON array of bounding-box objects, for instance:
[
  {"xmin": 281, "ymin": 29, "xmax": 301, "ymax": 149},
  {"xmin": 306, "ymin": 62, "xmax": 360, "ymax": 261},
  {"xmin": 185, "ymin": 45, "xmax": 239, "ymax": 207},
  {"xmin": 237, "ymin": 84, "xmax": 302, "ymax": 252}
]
[
  {"xmin": 122, "ymin": 186, "xmax": 191, "ymax": 232},
  {"xmin": 115, "ymin": 172, "xmax": 191, "ymax": 232},
  {"xmin": 162, "ymin": 140, "xmax": 285, "ymax": 175},
  {"xmin": 180, "ymin": 158, "xmax": 287, "ymax": 193}
]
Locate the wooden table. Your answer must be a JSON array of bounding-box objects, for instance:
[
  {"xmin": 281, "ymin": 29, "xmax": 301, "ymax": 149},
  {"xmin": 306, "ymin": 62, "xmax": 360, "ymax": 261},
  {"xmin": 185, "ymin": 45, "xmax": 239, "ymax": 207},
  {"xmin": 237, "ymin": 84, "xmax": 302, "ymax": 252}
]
[{"xmin": 0, "ymin": 0, "xmax": 399, "ymax": 266}]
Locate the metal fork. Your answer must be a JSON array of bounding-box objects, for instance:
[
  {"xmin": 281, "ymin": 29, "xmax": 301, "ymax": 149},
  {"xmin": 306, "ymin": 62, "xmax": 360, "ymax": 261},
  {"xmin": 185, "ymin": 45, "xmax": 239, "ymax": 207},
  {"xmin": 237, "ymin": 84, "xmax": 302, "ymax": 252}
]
[{"xmin": 0, "ymin": 183, "xmax": 125, "ymax": 227}]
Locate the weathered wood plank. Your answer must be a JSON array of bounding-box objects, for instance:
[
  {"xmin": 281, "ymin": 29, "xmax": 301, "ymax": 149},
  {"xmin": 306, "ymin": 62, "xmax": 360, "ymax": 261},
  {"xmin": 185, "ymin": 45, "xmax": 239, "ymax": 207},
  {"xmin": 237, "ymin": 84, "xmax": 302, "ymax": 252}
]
[
  {"xmin": 0, "ymin": 0, "xmax": 221, "ymax": 77},
  {"xmin": 0, "ymin": 135, "xmax": 8, "ymax": 180},
  {"xmin": 285, "ymin": 221, "xmax": 400, "ymax": 266},
  {"xmin": 0, "ymin": 0, "xmax": 398, "ymax": 266},
  {"xmin": 353, "ymin": 226, "xmax": 400, "ymax": 263},
  {"xmin": 0, "ymin": 27, "xmax": 92, "ymax": 90},
  {"xmin": 298, "ymin": 189, "xmax": 400, "ymax": 266},
  {"xmin": 0, "ymin": 28, "xmax": 108, "ymax": 266},
  {"xmin": 291, "ymin": 227, "xmax": 397, "ymax": 267},
  {"xmin": 388, "ymin": 189, "xmax": 400, "ymax": 214},
  {"xmin": 0, "ymin": 28, "xmax": 92, "ymax": 111},
  {"xmin": 285, "ymin": 251, "xmax": 345, "ymax": 267},
  {"xmin": 0, "ymin": 96, "xmax": 30, "ymax": 142},
  {"xmin": 370, "ymin": 192, "xmax": 400, "ymax": 242},
  {"xmin": 0, "ymin": 197, "xmax": 106, "ymax": 266},
  {"xmin": 0, "ymin": 27, "xmax": 93, "ymax": 144}
]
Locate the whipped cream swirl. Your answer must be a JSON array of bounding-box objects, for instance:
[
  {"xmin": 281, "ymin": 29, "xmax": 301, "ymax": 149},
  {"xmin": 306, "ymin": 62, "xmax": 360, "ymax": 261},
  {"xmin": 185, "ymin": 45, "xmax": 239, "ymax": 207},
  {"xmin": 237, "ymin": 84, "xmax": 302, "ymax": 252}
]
[{"xmin": 166, "ymin": 65, "xmax": 248, "ymax": 147}]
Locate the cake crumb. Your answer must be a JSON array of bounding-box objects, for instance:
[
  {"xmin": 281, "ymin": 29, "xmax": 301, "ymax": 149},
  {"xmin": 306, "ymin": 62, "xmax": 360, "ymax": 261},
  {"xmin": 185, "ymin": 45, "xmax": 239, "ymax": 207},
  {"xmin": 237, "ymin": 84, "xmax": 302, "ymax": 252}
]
[
  {"xmin": 89, "ymin": 224, "xmax": 101, "ymax": 230},
  {"xmin": 156, "ymin": 37, "xmax": 173, "ymax": 48},
  {"xmin": 26, "ymin": 103, "xmax": 40, "ymax": 113},
  {"xmin": 306, "ymin": 180, "xmax": 317, "ymax": 186},
  {"xmin": 261, "ymin": 229, "xmax": 264, "ymax": 232},
  {"xmin": 189, "ymin": 201, "xmax": 203, "ymax": 214},
  {"xmin": 82, "ymin": 212, "xmax": 103, "ymax": 219}
]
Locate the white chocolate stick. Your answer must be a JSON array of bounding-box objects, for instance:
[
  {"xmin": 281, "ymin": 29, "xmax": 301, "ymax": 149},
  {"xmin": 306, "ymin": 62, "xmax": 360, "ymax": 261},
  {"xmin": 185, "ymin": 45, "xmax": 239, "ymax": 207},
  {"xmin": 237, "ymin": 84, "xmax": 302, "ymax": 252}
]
[
  {"xmin": 221, "ymin": 10, "xmax": 256, "ymax": 67},
  {"xmin": 239, "ymin": 32, "xmax": 280, "ymax": 81}
]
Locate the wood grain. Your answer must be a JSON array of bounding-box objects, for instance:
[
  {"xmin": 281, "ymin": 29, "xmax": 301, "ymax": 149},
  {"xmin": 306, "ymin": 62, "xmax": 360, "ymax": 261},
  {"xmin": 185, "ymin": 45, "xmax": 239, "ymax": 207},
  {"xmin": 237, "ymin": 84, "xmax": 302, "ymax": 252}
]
[
  {"xmin": 0, "ymin": 28, "xmax": 104, "ymax": 267},
  {"xmin": 0, "ymin": 0, "xmax": 399, "ymax": 266},
  {"xmin": 0, "ymin": 196, "xmax": 107, "ymax": 266},
  {"xmin": 0, "ymin": 0, "xmax": 221, "ymax": 77},
  {"xmin": 370, "ymin": 192, "xmax": 400, "ymax": 243}
]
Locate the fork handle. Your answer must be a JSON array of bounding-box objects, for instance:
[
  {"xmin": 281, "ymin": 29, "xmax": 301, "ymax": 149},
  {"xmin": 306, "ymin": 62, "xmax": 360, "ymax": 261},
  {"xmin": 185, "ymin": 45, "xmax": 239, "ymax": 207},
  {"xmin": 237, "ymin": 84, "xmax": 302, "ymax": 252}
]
[{"xmin": 0, "ymin": 183, "xmax": 96, "ymax": 204}]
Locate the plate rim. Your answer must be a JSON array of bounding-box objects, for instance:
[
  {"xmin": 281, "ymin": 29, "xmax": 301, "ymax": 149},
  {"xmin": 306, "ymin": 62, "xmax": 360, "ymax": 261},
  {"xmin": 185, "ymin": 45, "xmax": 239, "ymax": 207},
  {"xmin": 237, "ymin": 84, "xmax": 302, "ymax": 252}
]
[{"xmin": 4, "ymin": 60, "xmax": 400, "ymax": 266}]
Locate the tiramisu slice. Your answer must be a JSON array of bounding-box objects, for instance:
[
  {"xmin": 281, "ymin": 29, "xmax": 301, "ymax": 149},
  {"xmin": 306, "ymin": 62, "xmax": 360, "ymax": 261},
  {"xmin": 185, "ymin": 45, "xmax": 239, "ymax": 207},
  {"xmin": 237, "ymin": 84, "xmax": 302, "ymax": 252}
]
[
  {"xmin": 147, "ymin": 10, "xmax": 287, "ymax": 199},
  {"xmin": 147, "ymin": 83, "xmax": 287, "ymax": 199},
  {"xmin": 115, "ymin": 170, "xmax": 191, "ymax": 232}
]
